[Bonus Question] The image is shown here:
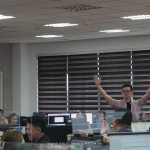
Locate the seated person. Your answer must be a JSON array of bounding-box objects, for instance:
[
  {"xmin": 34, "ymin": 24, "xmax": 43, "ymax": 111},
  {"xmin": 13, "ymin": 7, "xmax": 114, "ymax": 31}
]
[
  {"xmin": 98, "ymin": 112, "xmax": 109, "ymax": 135},
  {"xmin": 76, "ymin": 110, "xmax": 93, "ymax": 136},
  {"xmin": 0, "ymin": 129, "xmax": 24, "ymax": 150},
  {"xmin": 1, "ymin": 129, "xmax": 25, "ymax": 143},
  {"xmin": 103, "ymin": 112, "xmax": 133, "ymax": 143},
  {"xmin": 26, "ymin": 115, "xmax": 50, "ymax": 143},
  {"xmin": 0, "ymin": 109, "xmax": 8, "ymax": 124},
  {"xmin": 113, "ymin": 111, "xmax": 133, "ymax": 132},
  {"xmin": 8, "ymin": 113, "xmax": 18, "ymax": 125}
]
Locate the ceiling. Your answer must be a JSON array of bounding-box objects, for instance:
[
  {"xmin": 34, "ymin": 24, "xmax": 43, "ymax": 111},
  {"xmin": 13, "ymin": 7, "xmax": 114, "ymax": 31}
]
[{"xmin": 0, "ymin": 0, "xmax": 150, "ymax": 43}]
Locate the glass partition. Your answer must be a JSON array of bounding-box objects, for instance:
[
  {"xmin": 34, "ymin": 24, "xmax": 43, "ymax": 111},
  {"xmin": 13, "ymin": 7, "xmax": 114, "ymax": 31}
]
[
  {"xmin": 0, "ymin": 111, "xmax": 150, "ymax": 150},
  {"xmin": 0, "ymin": 111, "xmax": 21, "ymax": 135}
]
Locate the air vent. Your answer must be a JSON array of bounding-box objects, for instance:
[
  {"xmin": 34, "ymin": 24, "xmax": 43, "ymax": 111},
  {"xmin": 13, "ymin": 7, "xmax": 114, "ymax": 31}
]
[{"xmin": 58, "ymin": 4, "xmax": 101, "ymax": 12}]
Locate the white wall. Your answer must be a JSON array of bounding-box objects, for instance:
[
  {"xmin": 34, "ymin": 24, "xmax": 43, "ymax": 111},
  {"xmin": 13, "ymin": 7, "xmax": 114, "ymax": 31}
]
[
  {"xmin": 21, "ymin": 44, "xmax": 30, "ymax": 116},
  {"xmin": 12, "ymin": 35, "xmax": 150, "ymax": 116},
  {"xmin": 12, "ymin": 44, "xmax": 21, "ymax": 114},
  {"xmin": 12, "ymin": 44, "xmax": 30, "ymax": 116}
]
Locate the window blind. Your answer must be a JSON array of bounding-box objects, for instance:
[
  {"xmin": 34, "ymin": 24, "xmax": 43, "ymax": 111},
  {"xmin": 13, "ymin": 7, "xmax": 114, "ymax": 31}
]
[
  {"xmin": 132, "ymin": 50, "xmax": 150, "ymax": 111},
  {"xmin": 38, "ymin": 55, "xmax": 67, "ymax": 113},
  {"xmin": 99, "ymin": 52, "xmax": 131, "ymax": 111},
  {"xmin": 68, "ymin": 54, "xmax": 99, "ymax": 112},
  {"xmin": 38, "ymin": 51, "xmax": 150, "ymax": 113}
]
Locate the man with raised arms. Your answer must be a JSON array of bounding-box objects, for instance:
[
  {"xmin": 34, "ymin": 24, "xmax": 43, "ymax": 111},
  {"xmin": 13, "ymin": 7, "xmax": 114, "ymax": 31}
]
[{"xmin": 93, "ymin": 75, "xmax": 150, "ymax": 121}]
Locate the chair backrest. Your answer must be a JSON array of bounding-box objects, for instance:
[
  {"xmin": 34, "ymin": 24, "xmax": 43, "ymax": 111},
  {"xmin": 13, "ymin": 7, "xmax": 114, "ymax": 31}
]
[{"xmin": 21, "ymin": 119, "xmax": 27, "ymax": 126}]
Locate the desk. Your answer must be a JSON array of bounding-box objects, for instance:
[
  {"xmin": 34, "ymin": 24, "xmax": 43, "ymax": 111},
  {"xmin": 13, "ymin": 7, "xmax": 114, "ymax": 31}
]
[{"xmin": 45, "ymin": 125, "xmax": 72, "ymax": 143}]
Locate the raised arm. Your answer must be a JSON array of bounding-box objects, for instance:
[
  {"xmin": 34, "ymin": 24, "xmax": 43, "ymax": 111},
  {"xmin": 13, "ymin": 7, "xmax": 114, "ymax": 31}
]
[
  {"xmin": 93, "ymin": 74, "xmax": 114, "ymax": 106},
  {"xmin": 140, "ymin": 87, "xmax": 150, "ymax": 105}
]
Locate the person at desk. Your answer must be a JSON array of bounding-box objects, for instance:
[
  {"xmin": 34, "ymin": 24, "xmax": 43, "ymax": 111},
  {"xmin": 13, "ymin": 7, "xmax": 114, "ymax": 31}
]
[
  {"xmin": 0, "ymin": 129, "xmax": 25, "ymax": 150},
  {"xmin": 98, "ymin": 112, "xmax": 109, "ymax": 135},
  {"xmin": 8, "ymin": 113, "xmax": 18, "ymax": 125},
  {"xmin": 103, "ymin": 112, "xmax": 133, "ymax": 143},
  {"xmin": 26, "ymin": 115, "xmax": 50, "ymax": 143},
  {"xmin": 113, "ymin": 112, "xmax": 133, "ymax": 132},
  {"xmin": 76, "ymin": 110, "xmax": 93, "ymax": 136},
  {"xmin": 93, "ymin": 75, "xmax": 150, "ymax": 121},
  {"xmin": 0, "ymin": 109, "xmax": 8, "ymax": 124},
  {"xmin": 1, "ymin": 129, "xmax": 25, "ymax": 143}
]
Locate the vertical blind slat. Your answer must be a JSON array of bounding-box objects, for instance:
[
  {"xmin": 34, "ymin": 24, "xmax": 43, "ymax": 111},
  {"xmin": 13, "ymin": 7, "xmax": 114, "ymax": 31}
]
[
  {"xmin": 132, "ymin": 50, "xmax": 150, "ymax": 111},
  {"xmin": 68, "ymin": 53, "xmax": 99, "ymax": 112},
  {"xmin": 38, "ymin": 56, "xmax": 67, "ymax": 113}
]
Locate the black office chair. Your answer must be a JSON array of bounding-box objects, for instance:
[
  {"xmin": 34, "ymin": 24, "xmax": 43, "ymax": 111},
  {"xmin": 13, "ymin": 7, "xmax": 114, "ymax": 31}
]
[{"xmin": 21, "ymin": 119, "xmax": 27, "ymax": 126}]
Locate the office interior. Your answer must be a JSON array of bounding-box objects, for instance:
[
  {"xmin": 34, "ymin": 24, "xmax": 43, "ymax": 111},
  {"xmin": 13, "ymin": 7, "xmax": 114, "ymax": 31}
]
[{"xmin": 0, "ymin": 0, "xmax": 150, "ymax": 150}]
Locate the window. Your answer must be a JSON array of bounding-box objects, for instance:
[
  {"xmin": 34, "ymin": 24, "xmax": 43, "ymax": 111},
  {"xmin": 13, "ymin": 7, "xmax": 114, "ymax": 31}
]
[
  {"xmin": 99, "ymin": 51, "xmax": 131, "ymax": 111},
  {"xmin": 132, "ymin": 50, "xmax": 150, "ymax": 111},
  {"xmin": 38, "ymin": 56, "xmax": 67, "ymax": 113},
  {"xmin": 68, "ymin": 54, "xmax": 98, "ymax": 112},
  {"xmin": 38, "ymin": 50, "xmax": 150, "ymax": 113}
]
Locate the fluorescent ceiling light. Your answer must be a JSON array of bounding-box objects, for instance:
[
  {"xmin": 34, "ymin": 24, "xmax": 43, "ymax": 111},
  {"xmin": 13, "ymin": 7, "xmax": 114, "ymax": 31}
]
[
  {"xmin": 99, "ymin": 29, "xmax": 130, "ymax": 33},
  {"xmin": 35, "ymin": 35, "xmax": 63, "ymax": 38},
  {"xmin": 121, "ymin": 15, "xmax": 150, "ymax": 20},
  {"xmin": 43, "ymin": 23, "xmax": 78, "ymax": 27},
  {"xmin": 0, "ymin": 14, "xmax": 15, "ymax": 20}
]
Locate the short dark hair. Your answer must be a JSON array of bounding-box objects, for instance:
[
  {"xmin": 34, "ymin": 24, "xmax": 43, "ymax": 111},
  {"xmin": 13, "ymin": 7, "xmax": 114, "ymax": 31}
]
[
  {"xmin": 122, "ymin": 84, "xmax": 133, "ymax": 91},
  {"xmin": 116, "ymin": 112, "xmax": 132, "ymax": 126},
  {"xmin": 8, "ymin": 113, "xmax": 18, "ymax": 124},
  {"xmin": 27, "ymin": 116, "xmax": 46, "ymax": 133}
]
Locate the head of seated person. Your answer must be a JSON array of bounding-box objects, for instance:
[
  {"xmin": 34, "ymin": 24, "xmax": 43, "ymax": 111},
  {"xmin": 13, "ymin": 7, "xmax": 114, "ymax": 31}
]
[
  {"xmin": 26, "ymin": 115, "xmax": 50, "ymax": 143},
  {"xmin": 76, "ymin": 110, "xmax": 86, "ymax": 118},
  {"xmin": 76, "ymin": 110, "xmax": 87, "ymax": 124},
  {"xmin": 1, "ymin": 129, "xmax": 24, "ymax": 143},
  {"xmin": 0, "ymin": 109, "xmax": 8, "ymax": 124},
  {"xmin": 8, "ymin": 113, "xmax": 18, "ymax": 125},
  {"xmin": 113, "ymin": 112, "xmax": 132, "ymax": 132}
]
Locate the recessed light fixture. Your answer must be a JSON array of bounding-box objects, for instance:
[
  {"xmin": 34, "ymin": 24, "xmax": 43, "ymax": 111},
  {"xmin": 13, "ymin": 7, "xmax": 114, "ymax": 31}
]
[
  {"xmin": 0, "ymin": 14, "xmax": 15, "ymax": 20},
  {"xmin": 99, "ymin": 29, "xmax": 130, "ymax": 33},
  {"xmin": 43, "ymin": 23, "xmax": 78, "ymax": 27},
  {"xmin": 121, "ymin": 15, "xmax": 150, "ymax": 20},
  {"xmin": 35, "ymin": 35, "xmax": 63, "ymax": 38}
]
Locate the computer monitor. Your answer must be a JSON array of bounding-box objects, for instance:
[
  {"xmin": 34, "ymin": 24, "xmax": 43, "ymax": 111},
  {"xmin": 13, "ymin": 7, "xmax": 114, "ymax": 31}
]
[
  {"xmin": 9, "ymin": 126, "xmax": 26, "ymax": 134},
  {"xmin": 131, "ymin": 122, "xmax": 150, "ymax": 132},
  {"xmin": 33, "ymin": 112, "xmax": 44, "ymax": 117},
  {"xmin": 0, "ymin": 124, "xmax": 20, "ymax": 132},
  {"xmin": 108, "ymin": 132, "xmax": 150, "ymax": 150},
  {"xmin": 48, "ymin": 113, "xmax": 70, "ymax": 125}
]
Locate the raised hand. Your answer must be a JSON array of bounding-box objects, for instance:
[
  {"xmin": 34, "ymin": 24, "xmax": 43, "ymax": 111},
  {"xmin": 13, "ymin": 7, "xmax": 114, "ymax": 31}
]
[
  {"xmin": 93, "ymin": 74, "xmax": 101, "ymax": 86},
  {"xmin": 78, "ymin": 129, "xmax": 87, "ymax": 136}
]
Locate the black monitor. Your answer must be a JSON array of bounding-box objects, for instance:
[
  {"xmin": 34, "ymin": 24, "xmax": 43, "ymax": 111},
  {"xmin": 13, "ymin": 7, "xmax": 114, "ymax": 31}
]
[
  {"xmin": 48, "ymin": 113, "xmax": 70, "ymax": 125},
  {"xmin": 33, "ymin": 112, "xmax": 44, "ymax": 117},
  {"xmin": 0, "ymin": 124, "xmax": 20, "ymax": 132},
  {"xmin": 20, "ymin": 116, "xmax": 29, "ymax": 125}
]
